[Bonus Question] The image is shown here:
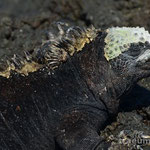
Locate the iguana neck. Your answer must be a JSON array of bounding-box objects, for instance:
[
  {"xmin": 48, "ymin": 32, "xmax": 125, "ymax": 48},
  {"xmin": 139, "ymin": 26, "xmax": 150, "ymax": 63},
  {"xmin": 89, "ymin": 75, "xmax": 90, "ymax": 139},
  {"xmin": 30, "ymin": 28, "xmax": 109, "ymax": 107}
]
[{"xmin": 73, "ymin": 32, "xmax": 134, "ymax": 114}]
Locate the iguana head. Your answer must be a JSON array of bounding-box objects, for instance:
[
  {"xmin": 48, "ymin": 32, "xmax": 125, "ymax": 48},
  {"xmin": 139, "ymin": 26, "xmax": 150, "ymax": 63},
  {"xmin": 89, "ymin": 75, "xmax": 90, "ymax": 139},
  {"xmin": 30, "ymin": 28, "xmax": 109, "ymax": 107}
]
[{"xmin": 104, "ymin": 27, "xmax": 150, "ymax": 81}]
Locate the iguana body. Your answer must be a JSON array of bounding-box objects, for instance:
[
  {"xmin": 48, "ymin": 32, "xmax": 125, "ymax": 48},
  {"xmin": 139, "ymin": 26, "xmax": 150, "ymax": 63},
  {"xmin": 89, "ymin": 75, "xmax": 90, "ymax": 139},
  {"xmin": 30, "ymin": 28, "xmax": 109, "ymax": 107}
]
[{"xmin": 0, "ymin": 25, "xmax": 150, "ymax": 150}]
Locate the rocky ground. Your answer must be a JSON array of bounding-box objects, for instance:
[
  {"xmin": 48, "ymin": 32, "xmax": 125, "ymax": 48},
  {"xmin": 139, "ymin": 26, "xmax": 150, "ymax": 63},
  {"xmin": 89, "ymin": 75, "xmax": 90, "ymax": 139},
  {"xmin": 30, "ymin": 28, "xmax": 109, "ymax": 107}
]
[{"xmin": 0, "ymin": 0, "xmax": 150, "ymax": 149}]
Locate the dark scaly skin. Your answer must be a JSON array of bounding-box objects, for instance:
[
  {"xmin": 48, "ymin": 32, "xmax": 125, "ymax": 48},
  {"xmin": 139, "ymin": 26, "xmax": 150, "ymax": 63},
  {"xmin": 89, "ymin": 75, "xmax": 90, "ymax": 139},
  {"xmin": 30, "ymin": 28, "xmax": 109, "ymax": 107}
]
[{"xmin": 0, "ymin": 30, "xmax": 150, "ymax": 150}]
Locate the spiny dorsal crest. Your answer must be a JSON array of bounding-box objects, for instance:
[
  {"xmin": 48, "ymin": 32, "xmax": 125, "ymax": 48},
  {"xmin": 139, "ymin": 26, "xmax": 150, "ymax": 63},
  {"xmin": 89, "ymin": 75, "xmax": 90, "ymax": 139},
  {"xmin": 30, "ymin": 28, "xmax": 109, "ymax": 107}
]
[
  {"xmin": 0, "ymin": 24, "xmax": 99, "ymax": 78},
  {"xmin": 104, "ymin": 27, "xmax": 150, "ymax": 61}
]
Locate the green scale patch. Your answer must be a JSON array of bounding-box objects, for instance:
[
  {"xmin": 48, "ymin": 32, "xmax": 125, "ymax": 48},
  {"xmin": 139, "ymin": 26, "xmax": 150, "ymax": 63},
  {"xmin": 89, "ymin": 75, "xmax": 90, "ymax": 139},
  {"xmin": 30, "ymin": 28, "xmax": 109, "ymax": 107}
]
[{"xmin": 104, "ymin": 27, "xmax": 150, "ymax": 61}]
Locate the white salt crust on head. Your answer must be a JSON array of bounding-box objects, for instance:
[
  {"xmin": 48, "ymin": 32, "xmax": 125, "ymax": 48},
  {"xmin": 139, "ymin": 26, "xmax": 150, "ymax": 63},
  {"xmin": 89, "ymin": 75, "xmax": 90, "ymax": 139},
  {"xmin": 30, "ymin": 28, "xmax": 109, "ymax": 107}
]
[{"xmin": 104, "ymin": 27, "xmax": 150, "ymax": 61}]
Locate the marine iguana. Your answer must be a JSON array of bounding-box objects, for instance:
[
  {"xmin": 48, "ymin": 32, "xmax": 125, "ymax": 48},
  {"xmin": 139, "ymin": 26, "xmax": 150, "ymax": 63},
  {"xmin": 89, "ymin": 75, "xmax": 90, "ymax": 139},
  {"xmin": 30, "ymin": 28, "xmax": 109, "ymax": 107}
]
[{"xmin": 0, "ymin": 23, "xmax": 150, "ymax": 150}]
